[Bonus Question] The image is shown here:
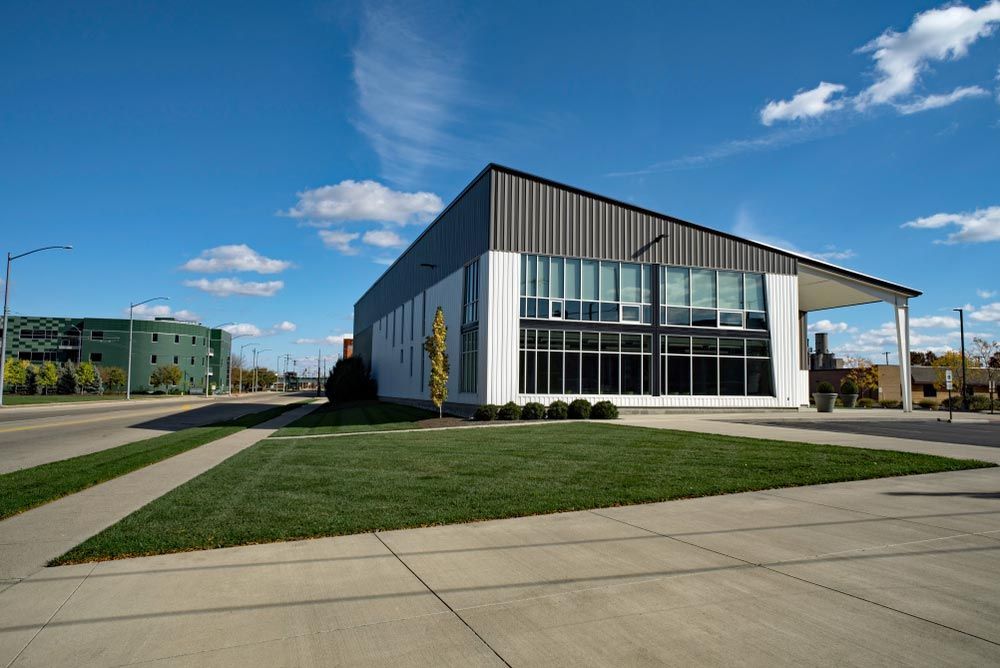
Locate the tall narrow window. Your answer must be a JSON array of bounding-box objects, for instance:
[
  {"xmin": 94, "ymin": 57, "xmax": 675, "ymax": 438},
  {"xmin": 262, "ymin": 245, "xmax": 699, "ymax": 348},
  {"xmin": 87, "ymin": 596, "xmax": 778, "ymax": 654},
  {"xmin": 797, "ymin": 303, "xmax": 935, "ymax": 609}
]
[
  {"xmin": 460, "ymin": 329, "xmax": 478, "ymax": 393},
  {"xmin": 462, "ymin": 260, "xmax": 480, "ymax": 325}
]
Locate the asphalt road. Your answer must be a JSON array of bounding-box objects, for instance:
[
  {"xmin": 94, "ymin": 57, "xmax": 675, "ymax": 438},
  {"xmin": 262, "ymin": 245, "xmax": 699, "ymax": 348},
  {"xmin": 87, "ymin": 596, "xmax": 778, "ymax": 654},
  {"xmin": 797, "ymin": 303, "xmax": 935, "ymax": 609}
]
[
  {"xmin": 0, "ymin": 392, "xmax": 315, "ymax": 473},
  {"xmin": 736, "ymin": 418, "xmax": 1000, "ymax": 448}
]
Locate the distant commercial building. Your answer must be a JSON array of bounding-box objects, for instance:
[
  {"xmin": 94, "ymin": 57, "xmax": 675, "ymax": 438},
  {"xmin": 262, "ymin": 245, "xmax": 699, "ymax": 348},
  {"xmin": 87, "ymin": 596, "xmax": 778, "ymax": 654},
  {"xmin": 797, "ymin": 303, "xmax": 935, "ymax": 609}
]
[
  {"xmin": 2, "ymin": 315, "xmax": 232, "ymax": 394},
  {"xmin": 343, "ymin": 337, "xmax": 354, "ymax": 359},
  {"xmin": 354, "ymin": 164, "xmax": 921, "ymax": 411},
  {"xmin": 809, "ymin": 332, "xmax": 844, "ymax": 371}
]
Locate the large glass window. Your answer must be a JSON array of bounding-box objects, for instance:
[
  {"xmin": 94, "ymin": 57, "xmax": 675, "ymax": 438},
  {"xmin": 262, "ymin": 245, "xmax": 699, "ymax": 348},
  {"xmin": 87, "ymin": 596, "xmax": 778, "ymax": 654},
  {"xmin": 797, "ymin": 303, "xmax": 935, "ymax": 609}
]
[
  {"xmin": 718, "ymin": 272, "xmax": 743, "ymax": 310},
  {"xmin": 582, "ymin": 260, "xmax": 599, "ymax": 300},
  {"xmin": 660, "ymin": 334, "xmax": 773, "ymax": 397},
  {"xmin": 565, "ymin": 259, "xmax": 581, "ymax": 299},
  {"xmin": 691, "ymin": 270, "xmax": 716, "ymax": 308},
  {"xmin": 519, "ymin": 328, "xmax": 652, "ymax": 396}
]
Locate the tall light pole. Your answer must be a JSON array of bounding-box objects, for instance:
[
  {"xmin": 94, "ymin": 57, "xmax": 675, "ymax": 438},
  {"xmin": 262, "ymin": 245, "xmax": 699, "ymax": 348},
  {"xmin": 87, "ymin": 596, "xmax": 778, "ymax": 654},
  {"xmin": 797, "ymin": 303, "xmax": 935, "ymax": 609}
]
[
  {"xmin": 126, "ymin": 296, "xmax": 169, "ymax": 400},
  {"xmin": 228, "ymin": 334, "xmax": 249, "ymax": 395},
  {"xmin": 237, "ymin": 341, "xmax": 255, "ymax": 395},
  {"xmin": 206, "ymin": 322, "xmax": 233, "ymax": 396},
  {"xmin": 954, "ymin": 308, "xmax": 968, "ymax": 411},
  {"xmin": 0, "ymin": 245, "xmax": 73, "ymax": 407}
]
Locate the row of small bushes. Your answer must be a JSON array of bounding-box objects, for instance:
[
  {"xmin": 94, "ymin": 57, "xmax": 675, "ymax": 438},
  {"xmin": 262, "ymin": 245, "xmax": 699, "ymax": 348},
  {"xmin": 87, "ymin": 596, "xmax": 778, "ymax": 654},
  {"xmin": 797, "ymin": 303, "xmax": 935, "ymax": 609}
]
[
  {"xmin": 916, "ymin": 395, "xmax": 997, "ymax": 411},
  {"xmin": 473, "ymin": 399, "xmax": 619, "ymax": 421}
]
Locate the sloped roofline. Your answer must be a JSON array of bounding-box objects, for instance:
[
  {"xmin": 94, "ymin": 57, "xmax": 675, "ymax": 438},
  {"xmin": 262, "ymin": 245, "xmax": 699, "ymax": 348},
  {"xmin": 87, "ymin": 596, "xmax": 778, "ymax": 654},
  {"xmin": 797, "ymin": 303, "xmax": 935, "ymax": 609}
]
[{"xmin": 355, "ymin": 163, "xmax": 920, "ymax": 307}]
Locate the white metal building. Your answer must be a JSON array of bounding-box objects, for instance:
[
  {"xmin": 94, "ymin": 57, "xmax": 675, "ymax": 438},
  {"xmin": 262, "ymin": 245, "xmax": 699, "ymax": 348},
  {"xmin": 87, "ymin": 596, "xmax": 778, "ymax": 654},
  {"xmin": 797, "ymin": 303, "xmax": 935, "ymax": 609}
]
[{"xmin": 354, "ymin": 165, "xmax": 919, "ymax": 412}]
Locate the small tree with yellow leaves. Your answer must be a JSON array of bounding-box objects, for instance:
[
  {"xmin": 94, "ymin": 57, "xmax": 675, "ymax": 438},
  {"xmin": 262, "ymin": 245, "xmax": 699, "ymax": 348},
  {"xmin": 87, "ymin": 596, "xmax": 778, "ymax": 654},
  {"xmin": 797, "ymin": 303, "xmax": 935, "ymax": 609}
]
[{"xmin": 423, "ymin": 306, "xmax": 449, "ymax": 418}]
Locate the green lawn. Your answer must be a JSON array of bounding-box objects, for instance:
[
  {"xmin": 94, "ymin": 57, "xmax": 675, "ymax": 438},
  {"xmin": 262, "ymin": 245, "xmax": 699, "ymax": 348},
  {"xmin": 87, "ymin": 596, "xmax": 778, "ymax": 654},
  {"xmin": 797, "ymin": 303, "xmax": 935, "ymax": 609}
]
[
  {"xmin": 54, "ymin": 423, "xmax": 992, "ymax": 564},
  {"xmin": 273, "ymin": 400, "xmax": 441, "ymax": 437},
  {"xmin": 0, "ymin": 401, "xmax": 310, "ymax": 520}
]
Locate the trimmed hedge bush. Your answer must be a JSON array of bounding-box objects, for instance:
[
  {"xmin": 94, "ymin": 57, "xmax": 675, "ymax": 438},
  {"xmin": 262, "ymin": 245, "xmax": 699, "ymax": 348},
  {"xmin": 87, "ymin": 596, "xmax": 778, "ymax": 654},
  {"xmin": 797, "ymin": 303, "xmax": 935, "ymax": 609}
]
[
  {"xmin": 325, "ymin": 357, "xmax": 378, "ymax": 404},
  {"xmin": 969, "ymin": 394, "xmax": 992, "ymax": 412},
  {"xmin": 879, "ymin": 399, "xmax": 901, "ymax": 409},
  {"xmin": 840, "ymin": 379, "xmax": 858, "ymax": 395},
  {"xmin": 568, "ymin": 399, "xmax": 592, "ymax": 419},
  {"xmin": 591, "ymin": 401, "xmax": 619, "ymax": 419},
  {"xmin": 522, "ymin": 402, "xmax": 545, "ymax": 420},
  {"xmin": 473, "ymin": 404, "xmax": 498, "ymax": 421},
  {"xmin": 941, "ymin": 395, "xmax": 963, "ymax": 410},
  {"xmin": 857, "ymin": 398, "xmax": 874, "ymax": 408},
  {"xmin": 917, "ymin": 398, "xmax": 937, "ymax": 410},
  {"xmin": 817, "ymin": 381, "xmax": 835, "ymax": 393},
  {"xmin": 546, "ymin": 400, "xmax": 569, "ymax": 420},
  {"xmin": 497, "ymin": 401, "xmax": 522, "ymax": 420}
]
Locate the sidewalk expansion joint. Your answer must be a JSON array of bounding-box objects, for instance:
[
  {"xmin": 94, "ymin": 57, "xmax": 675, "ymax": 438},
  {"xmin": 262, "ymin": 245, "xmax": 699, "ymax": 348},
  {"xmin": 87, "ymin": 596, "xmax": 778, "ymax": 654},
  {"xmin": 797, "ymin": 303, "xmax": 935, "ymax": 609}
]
[
  {"xmin": 587, "ymin": 508, "xmax": 1000, "ymax": 649},
  {"xmin": 373, "ymin": 532, "xmax": 511, "ymax": 667}
]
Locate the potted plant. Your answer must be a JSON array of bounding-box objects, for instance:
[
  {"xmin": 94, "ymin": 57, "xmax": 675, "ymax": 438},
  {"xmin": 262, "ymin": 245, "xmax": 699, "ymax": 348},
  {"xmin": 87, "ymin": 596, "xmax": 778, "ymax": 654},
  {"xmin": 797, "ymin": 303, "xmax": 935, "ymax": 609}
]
[
  {"xmin": 839, "ymin": 379, "xmax": 859, "ymax": 408},
  {"xmin": 814, "ymin": 381, "xmax": 837, "ymax": 413}
]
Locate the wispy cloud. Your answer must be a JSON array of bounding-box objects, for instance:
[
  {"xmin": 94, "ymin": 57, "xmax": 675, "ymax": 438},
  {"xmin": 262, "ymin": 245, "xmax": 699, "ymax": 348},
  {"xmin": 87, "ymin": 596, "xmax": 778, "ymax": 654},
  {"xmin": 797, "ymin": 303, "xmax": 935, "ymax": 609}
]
[
  {"xmin": 181, "ymin": 244, "xmax": 291, "ymax": 274},
  {"xmin": 895, "ymin": 85, "xmax": 989, "ymax": 114},
  {"xmin": 362, "ymin": 228, "xmax": 406, "ymax": 248},
  {"xmin": 761, "ymin": 82, "xmax": 847, "ymax": 125},
  {"xmin": 607, "ymin": 124, "xmax": 841, "ymax": 176},
  {"xmin": 977, "ymin": 288, "xmax": 997, "ymax": 298},
  {"xmin": 183, "ymin": 278, "xmax": 284, "ymax": 297},
  {"xmin": 222, "ymin": 321, "xmax": 298, "ymax": 338},
  {"xmin": 971, "ymin": 302, "xmax": 1000, "ymax": 322},
  {"xmin": 351, "ymin": 2, "xmax": 471, "ymax": 185},
  {"xmin": 294, "ymin": 333, "xmax": 351, "ymax": 346},
  {"xmin": 807, "ymin": 320, "xmax": 852, "ymax": 333},
  {"xmin": 902, "ymin": 205, "xmax": 1000, "ymax": 243},
  {"xmin": 731, "ymin": 206, "xmax": 856, "ymax": 263}
]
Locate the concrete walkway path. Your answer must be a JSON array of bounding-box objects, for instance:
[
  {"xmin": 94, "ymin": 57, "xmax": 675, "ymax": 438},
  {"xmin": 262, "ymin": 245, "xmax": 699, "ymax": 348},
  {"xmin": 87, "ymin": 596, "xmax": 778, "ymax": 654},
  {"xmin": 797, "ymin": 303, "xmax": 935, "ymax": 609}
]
[
  {"xmin": 618, "ymin": 411, "xmax": 1000, "ymax": 464},
  {"xmin": 0, "ymin": 401, "xmax": 321, "ymax": 585},
  {"xmin": 0, "ymin": 419, "xmax": 997, "ymax": 666}
]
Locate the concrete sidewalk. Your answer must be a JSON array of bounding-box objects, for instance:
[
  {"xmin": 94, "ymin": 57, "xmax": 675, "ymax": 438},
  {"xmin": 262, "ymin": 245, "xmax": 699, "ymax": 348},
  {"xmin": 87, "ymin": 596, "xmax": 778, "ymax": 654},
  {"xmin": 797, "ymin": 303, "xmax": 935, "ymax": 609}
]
[
  {"xmin": 618, "ymin": 412, "xmax": 1000, "ymax": 464},
  {"xmin": 0, "ymin": 401, "xmax": 321, "ymax": 585},
  {"xmin": 1, "ymin": 461, "xmax": 998, "ymax": 664}
]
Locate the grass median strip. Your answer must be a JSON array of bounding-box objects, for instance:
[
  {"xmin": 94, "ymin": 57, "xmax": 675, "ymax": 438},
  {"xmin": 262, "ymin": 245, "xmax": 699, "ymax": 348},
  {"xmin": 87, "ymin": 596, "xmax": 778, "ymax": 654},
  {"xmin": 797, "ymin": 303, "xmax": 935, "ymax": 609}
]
[
  {"xmin": 273, "ymin": 400, "xmax": 448, "ymax": 437},
  {"xmin": 0, "ymin": 401, "xmax": 311, "ymax": 521},
  {"xmin": 53, "ymin": 422, "xmax": 992, "ymax": 564}
]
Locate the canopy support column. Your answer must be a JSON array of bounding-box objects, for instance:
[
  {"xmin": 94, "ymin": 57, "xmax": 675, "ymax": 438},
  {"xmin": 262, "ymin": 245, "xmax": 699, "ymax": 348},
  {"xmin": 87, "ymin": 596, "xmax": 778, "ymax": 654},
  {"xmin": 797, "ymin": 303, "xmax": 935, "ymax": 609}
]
[{"xmin": 893, "ymin": 297, "xmax": 912, "ymax": 413}]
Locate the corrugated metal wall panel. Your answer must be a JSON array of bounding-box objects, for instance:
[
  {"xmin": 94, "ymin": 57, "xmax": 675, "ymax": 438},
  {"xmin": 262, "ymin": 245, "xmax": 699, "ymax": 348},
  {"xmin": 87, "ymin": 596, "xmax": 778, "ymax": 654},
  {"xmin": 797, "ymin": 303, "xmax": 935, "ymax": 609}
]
[
  {"xmin": 766, "ymin": 273, "xmax": 803, "ymax": 407},
  {"xmin": 354, "ymin": 171, "xmax": 491, "ymax": 333},
  {"xmin": 483, "ymin": 251, "xmax": 520, "ymax": 403},
  {"xmin": 490, "ymin": 169, "xmax": 796, "ymax": 274}
]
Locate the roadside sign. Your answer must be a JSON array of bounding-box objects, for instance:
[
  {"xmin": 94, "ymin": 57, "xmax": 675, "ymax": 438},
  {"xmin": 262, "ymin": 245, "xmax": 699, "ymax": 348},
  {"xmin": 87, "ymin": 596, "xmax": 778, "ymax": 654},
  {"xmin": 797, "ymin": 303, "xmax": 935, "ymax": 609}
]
[{"xmin": 945, "ymin": 370, "xmax": 953, "ymax": 390}]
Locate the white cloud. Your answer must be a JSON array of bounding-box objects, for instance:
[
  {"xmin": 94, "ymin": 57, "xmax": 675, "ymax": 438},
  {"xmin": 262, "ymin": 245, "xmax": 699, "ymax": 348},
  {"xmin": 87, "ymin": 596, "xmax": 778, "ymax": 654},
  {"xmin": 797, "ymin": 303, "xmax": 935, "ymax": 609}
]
[
  {"xmin": 895, "ymin": 85, "xmax": 990, "ymax": 114},
  {"xmin": 274, "ymin": 321, "xmax": 297, "ymax": 332},
  {"xmin": 318, "ymin": 229, "xmax": 361, "ymax": 255},
  {"xmin": 808, "ymin": 320, "xmax": 851, "ymax": 333},
  {"xmin": 222, "ymin": 323, "xmax": 263, "ymax": 337},
  {"xmin": 856, "ymin": 2, "xmax": 1000, "ymax": 109},
  {"xmin": 977, "ymin": 289, "xmax": 997, "ymax": 298},
  {"xmin": 183, "ymin": 278, "xmax": 284, "ymax": 297},
  {"xmin": 372, "ymin": 256, "xmax": 397, "ymax": 266},
  {"xmin": 293, "ymin": 333, "xmax": 351, "ymax": 346},
  {"xmin": 970, "ymin": 302, "xmax": 1000, "ymax": 322},
  {"xmin": 902, "ymin": 205, "xmax": 1000, "ymax": 243},
  {"xmin": 181, "ymin": 244, "xmax": 291, "ymax": 274},
  {"xmin": 803, "ymin": 247, "xmax": 857, "ymax": 262},
  {"xmin": 760, "ymin": 82, "xmax": 847, "ymax": 125},
  {"xmin": 282, "ymin": 180, "xmax": 442, "ymax": 226},
  {"xmin": 762, "ymin": 2, "xmax": 1000, "ymax": 127},
  {"xmin": 910, "ymin": 315, "xmax": 961, "ymax": 328},
  {"xmin": 129, "ymin": 304, "xmax": 200, "ymax": 322},
  {"xmin": 362, "ymin": 228, "xmax": 407, "ymax": 248}
]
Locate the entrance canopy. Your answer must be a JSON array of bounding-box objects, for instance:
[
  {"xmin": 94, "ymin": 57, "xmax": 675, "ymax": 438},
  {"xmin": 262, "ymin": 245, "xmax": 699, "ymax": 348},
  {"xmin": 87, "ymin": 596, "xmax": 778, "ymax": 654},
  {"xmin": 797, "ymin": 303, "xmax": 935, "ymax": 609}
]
[{"xmin": 796, "ymin": 259, "xmax": 921, "ymax": 412}]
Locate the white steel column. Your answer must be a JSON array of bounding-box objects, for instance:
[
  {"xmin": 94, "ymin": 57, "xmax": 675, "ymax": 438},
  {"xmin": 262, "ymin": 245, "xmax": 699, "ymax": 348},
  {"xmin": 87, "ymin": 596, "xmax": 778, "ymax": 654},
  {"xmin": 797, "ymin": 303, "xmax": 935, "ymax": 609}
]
[{"xmin": 893, "ymin": 297, "xmax": 912, "ymax": 412}]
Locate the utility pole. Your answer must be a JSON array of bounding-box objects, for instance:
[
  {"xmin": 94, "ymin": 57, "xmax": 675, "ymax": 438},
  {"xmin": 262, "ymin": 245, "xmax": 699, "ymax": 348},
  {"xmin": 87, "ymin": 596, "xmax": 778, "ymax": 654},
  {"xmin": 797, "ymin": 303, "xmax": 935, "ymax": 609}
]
[
  {"xmin": 954, "ymin": 308, "xmax": 968, "ymax": 411},
  {"xmin": 317, "ymin": 348, "xmax": 322, "ymax": 397}
]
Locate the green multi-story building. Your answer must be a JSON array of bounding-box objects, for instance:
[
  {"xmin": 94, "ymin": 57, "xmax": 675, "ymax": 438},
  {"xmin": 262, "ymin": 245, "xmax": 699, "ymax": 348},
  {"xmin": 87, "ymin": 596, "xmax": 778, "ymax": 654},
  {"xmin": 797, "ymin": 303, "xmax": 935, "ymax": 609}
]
[{"xmin": 2, "ymin": 315, "xmax": 232, "ymax": 394}]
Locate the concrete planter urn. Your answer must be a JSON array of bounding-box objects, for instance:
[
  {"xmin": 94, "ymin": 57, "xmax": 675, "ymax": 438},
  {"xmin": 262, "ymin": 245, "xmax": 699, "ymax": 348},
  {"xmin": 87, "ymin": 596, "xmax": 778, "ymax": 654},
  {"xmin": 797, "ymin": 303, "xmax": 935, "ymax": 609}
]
[
  {"xmin": 814, "ymin": 382, "xmax": 837, "ymax": 413},
  {"xmin": 813, "ymin": 393, "xmax": 837, "ymax": 412},
  {"xmin": 840, "ymin": 394, "xmax": 859, "ymax": 408}
]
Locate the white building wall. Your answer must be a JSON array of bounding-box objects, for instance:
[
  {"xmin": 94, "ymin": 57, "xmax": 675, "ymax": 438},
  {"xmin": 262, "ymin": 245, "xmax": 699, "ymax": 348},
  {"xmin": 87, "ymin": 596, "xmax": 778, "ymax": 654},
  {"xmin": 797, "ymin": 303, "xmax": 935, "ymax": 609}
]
[
  {"xmin": 369, "ymin": 258, "xmax": 483, "ymax": 405},
  {"xmin": 484, "ymin": 251, "xmax": 801, "ymax": 409}
]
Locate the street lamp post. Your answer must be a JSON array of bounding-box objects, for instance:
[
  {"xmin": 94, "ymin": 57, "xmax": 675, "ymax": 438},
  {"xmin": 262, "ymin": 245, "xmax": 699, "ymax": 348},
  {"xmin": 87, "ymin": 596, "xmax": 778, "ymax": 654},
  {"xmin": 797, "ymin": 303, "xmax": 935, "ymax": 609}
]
[
  {"xmin": 227, "ymin": 334, "xmax": 249, "ymax": 395},
  {"xmin": 954, "ymin": 308, "xmax": 968, "ymax": 411},
  {"xmin": 206, "ymin": 322, "xmax": 233, "ymax": 396},
  {"xmin": 126, "ymin": 296, "xmax": 169, "ymax": 400},
  {"xmin": 0, "ymin": 245, "xmax": 73, "ymax": 407},
  {"xmin": 237, "ymin": 341, "xmax": 255, "ymax": 394}
]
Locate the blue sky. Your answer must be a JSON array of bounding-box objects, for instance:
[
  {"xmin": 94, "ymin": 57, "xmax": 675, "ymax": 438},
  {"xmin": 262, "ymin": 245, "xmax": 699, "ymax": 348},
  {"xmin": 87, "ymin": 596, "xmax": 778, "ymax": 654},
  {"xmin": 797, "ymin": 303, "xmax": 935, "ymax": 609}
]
[{"xmin": 1, "ymin": 0, "xmax": 998, "ymax": 370}]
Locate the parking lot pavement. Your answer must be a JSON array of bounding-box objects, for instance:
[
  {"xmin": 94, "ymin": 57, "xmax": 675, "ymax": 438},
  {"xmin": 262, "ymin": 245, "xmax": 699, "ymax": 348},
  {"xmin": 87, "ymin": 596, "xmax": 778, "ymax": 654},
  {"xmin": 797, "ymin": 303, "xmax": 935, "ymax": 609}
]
[
  {"xmin": 2, "ymin": 465, "xmax": 998, "ymax": 666},
  {"xmin": 730, "ymin": 418, "xmax": 999, "ymax": 448}
]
